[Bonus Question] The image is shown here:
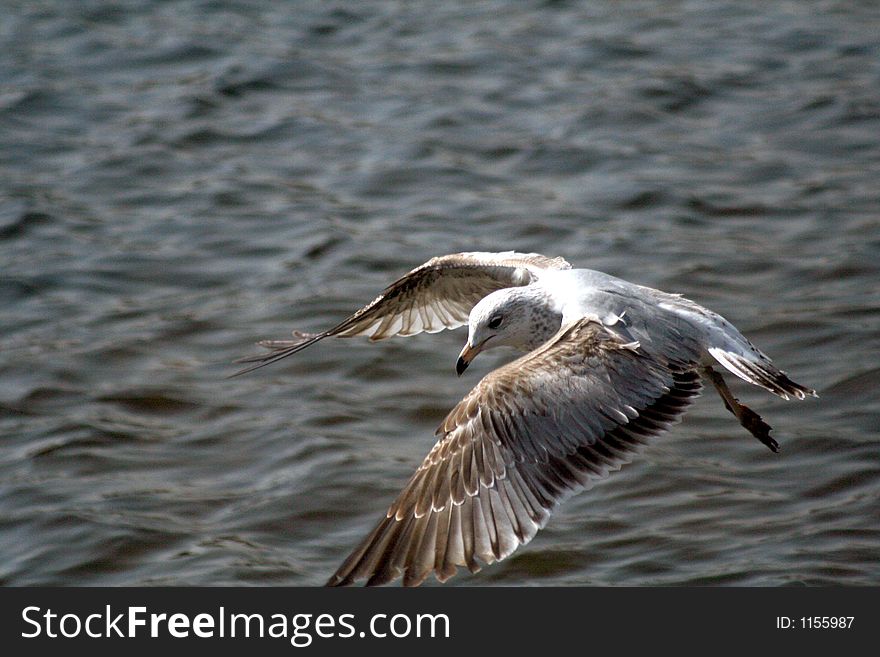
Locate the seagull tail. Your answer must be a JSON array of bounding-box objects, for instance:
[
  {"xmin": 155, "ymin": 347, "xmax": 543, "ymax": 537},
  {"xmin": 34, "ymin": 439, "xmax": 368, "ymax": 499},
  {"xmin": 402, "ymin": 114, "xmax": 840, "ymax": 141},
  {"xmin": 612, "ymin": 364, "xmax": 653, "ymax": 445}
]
[{"xmin": 707, "ymin": 347, "xmax": 817, "ymax": 400}]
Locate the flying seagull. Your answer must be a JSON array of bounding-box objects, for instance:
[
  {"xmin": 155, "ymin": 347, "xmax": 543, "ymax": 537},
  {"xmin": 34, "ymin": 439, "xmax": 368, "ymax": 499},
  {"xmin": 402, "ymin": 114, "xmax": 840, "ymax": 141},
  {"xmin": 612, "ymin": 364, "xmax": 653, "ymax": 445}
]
[{"xmin": 232, "ymin": 251, "xmax": 816, "ymax": 586}]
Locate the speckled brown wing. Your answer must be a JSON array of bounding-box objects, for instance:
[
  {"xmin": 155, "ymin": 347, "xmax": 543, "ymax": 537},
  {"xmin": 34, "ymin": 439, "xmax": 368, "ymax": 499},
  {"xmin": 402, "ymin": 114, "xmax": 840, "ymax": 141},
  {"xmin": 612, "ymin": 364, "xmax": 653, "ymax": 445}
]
[
  {"xmin": 232, "ymin": 251, "xmax": 570, "ymax": 376},
  {"xmin": 326, "ymin": 319, "xmax": 702, "ymax": 586}
]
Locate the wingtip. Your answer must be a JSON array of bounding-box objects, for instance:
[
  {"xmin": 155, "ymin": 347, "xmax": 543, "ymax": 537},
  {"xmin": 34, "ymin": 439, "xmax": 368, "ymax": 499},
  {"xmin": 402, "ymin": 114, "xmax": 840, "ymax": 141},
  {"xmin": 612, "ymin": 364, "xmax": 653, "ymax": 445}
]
[
  {"xmin": 226, "ymin": 356, "xmax": 274, "ymax": 378},
  {"xmin": 227, "ymin": 332, "xmax": 330, "ymax": 378},
  {"xmin": 226, "ymin": 365, "xmax": 259, "ymax": 379}
]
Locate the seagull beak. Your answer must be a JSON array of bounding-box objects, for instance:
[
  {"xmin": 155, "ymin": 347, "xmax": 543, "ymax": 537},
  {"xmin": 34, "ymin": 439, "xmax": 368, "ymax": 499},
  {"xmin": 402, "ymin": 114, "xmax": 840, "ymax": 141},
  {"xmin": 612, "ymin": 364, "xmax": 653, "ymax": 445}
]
[{"xmin": 456, "ymin": 340, "xmax": 487, "ymax": 376}]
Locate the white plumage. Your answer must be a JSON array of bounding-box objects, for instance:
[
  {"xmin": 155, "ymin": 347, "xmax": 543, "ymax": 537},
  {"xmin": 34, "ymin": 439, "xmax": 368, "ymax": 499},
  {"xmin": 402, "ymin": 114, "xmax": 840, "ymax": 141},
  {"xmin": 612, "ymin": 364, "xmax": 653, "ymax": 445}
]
[{"xmin": 233, "ymin": 251, "xmax": 816, "ymax": 586}]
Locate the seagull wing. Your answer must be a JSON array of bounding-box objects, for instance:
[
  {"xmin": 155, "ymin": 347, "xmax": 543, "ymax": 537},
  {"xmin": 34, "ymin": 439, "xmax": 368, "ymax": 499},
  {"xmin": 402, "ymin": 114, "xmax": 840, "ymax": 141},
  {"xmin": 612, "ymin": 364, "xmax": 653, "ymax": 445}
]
[
  {"xmin": 232, "ymin": 251, "xmax": 570, "ymax": 375},
  {"xmin": 326, "ymin": 318, "xmax": 702, "ymax": 586}
]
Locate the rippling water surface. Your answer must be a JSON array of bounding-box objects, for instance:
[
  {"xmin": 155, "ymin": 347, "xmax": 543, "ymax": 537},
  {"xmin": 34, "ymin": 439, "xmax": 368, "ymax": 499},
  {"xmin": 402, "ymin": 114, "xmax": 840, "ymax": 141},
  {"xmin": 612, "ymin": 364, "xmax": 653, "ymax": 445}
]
[{"xmin": 1, "ymin": 1, "xmax": 879, "ymax": 586}]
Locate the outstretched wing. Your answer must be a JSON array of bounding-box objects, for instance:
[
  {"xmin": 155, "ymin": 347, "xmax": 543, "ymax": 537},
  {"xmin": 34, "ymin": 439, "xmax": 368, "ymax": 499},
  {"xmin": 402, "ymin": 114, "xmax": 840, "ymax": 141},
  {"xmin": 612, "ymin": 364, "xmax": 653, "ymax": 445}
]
[
  {"xmin": 232, "ymin": 251, "xmax": 570, "ymax": 376},
  {"xmin": 326, "ymin": 319, "xmax": 702, "ymax": 586}
]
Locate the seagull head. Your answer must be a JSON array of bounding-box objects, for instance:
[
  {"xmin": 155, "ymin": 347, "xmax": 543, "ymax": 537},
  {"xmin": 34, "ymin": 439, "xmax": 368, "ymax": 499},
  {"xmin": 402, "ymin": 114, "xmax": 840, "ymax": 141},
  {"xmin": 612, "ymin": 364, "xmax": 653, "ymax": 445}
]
[{"xmin": 457, "ymin": 287, "xmax": 562, "ymax": 376}]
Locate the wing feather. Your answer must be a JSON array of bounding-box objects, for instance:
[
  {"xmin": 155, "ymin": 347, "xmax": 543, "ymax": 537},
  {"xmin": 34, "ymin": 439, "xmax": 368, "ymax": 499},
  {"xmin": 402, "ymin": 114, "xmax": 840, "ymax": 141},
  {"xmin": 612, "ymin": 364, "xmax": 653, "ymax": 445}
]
[
  {"xmin": 327, "ymin": 318, "xmax": 702, "ymax": 586},
  {"xmin": 232, "ymin": 251, "xmax": 571, "ymax": 376}
]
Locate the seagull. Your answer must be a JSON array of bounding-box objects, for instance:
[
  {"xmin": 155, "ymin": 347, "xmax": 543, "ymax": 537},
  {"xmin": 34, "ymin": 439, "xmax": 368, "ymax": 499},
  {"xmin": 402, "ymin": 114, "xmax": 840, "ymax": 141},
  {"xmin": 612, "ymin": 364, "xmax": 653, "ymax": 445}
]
[{"xmin": 232, "ymin": 251, "xmax": 816, "ymax": 586}]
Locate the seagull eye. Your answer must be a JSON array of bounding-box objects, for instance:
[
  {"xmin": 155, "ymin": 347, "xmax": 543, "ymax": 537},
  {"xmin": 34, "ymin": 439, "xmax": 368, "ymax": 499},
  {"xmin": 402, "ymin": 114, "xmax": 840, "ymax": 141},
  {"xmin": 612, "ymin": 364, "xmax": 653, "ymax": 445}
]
[{"xmin": 488, "ymin": 314, "xmax": 503, "ymax": 329}]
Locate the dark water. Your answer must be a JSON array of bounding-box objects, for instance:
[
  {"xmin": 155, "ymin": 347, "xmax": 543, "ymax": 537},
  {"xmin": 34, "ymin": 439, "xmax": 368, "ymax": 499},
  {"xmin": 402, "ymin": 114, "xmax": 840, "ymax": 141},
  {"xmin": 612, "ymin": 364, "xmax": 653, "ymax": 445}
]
[{"xmin": 1, "ymin": 1, "xmax": 879, "ymax": 586}]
